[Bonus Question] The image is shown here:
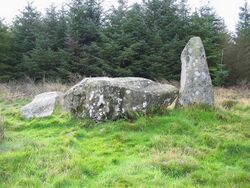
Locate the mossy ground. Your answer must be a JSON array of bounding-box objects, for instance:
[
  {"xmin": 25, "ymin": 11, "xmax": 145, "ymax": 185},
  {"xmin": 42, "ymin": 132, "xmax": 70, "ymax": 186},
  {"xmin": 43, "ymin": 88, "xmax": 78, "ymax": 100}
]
[{"xmin": 0, "ymin": 95, "xmax": 249, "ymax": 187}]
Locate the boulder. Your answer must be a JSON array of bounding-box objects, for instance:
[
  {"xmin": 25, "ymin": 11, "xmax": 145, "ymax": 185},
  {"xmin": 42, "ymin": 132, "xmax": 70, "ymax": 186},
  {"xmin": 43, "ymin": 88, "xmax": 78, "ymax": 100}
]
[
  {"xmin": 21, "ymin": 92, "xmax": 64, "ymax": 119},
  {"xmin": 64, "ymin": 77, "xmax": 178, "ymax": 121},
  {"xmin": 178, "ymin": 37, "xmax": 214, "ymax": 106}
]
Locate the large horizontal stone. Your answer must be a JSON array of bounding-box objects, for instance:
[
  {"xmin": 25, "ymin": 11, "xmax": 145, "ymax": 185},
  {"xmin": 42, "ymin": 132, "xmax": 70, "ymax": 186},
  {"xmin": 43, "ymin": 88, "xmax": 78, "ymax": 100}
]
[
  {"xmin": 21, "ymin": 92, "xmax": 64, "ymax": 119},
  {"xmin": 64, "ymin": 77, "xmax": 178, "ymax": 121}
]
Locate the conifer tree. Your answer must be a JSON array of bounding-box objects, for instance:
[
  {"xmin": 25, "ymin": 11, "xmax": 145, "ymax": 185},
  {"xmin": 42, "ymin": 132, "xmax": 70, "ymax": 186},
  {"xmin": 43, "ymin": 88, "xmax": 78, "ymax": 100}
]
[
  {"xmin": 11, "ymin": 2, "xmax": 41, "ymax": 79},
  {"xmin": 24, "ymin": 5, "xmax": 70, "ymax": 80},
  {"xmin": 224, "ymin": 1, "xmax": 250, "ymax": 83},
  {"xmin": 67, "ymin": 0, "xmax": 103, "ymax": 76},
  {"xmin": 191, "ymin": 5, "xmax": 228, "ymax": 85},
  {"xmin": 237, "ymin": 0, "xmax": 250, "ymax": 36},
  {"xmin": 0, "ymin": 19, "xmax": 14, "ymax": 81},
  {"xmin": 0, "ymin": 0, "xmax": 230, "ymax": 83}
]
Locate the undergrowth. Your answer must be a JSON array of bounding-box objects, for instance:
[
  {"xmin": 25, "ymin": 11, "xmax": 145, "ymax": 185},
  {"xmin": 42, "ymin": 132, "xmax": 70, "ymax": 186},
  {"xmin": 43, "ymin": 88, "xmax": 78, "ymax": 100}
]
[{"xmin": 0, "ymin": 91, "xmax": 249, "ymax": 187}]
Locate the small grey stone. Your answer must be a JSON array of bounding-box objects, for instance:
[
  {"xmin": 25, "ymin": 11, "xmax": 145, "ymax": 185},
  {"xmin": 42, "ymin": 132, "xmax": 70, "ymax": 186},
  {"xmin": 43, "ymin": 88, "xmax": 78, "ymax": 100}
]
[{"xmin": 21, "ymin": 92, "xmax": 64, "ymax": 119}]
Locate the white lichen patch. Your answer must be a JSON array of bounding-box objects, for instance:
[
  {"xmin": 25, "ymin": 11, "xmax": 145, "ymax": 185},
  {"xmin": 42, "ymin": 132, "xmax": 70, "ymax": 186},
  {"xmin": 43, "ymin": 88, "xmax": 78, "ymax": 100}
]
[
  {"xmin": 126, "ymin": 90, "xmax": 131, "ymax": 94},
  {"xmin": 132, "ymin": 107, "xmax": 137, "ymax": 111},
  {"xmin": 115, "ymin": 105, "xmax": 120, "ymax": 113},
  {"xmin": 201, "ymin": 72, "xmax": 207, "ymax": 78},
  {"xmin": 96, "ymin": 115, "xmax": 102, "ymax": 121},
  {"xmin": 89, "ymin": 109, "xmax": 93, "ymax": 117},
  {"xmin": 89, "ymin": 91, "xmax": 95, "ymax": 100},
  {"xmin": 195, "ymin": 71, "xmax": 201, "ymax": 77},
  {"xmin": 143, "ymin": 102, "xmax": 147, "ymax": 108},
  {"xmin": 164, "ymin": 98, "xmax": 171, "ymax": 104},
  {"xmin": 117, "ymin": 98, "xmax": 123, "ymax": 103},
  {"xmin": 97, "ymin": 95, "xmax": 105, "ymax": 106}
]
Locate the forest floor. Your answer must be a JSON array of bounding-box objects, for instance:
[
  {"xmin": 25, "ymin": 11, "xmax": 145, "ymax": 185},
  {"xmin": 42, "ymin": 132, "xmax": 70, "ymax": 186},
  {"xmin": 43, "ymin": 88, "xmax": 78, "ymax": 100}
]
[{"xmin": 0, "ymin": 83, "xmax": 249, "ymax": 187}]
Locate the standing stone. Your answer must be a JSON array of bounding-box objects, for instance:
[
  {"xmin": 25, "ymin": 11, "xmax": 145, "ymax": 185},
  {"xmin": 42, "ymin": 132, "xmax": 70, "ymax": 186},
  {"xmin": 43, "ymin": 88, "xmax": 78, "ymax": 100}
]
[
  {"xmin": 21, "ymin": 92, "xmax": 64, "ymax": 119},
  {"xmin": 178, "ymin": 37, "xmax": 214, "ymax": 106},
  {"xmin": 64, "ymin": 77, "xmax": 178, "ymax": 121}
]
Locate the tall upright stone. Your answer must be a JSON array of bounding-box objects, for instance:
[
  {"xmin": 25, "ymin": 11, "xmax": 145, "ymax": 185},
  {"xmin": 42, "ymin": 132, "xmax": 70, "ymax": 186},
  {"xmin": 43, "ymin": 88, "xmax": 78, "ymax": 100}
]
[{"xmin": 178, "ymin": 37, "xmax": 214, "ymax": 106}]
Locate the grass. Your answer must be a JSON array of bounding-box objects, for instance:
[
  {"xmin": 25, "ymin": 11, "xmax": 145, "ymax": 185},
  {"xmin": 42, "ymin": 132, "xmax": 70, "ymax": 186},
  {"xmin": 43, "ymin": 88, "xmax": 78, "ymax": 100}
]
[
  {"xmin": 0, "ymin": 84, "xmax": 250, "ymax": 187},
  {"xmin": 0, "ymin": 114, "xmax": 4, "ymax": 141}
]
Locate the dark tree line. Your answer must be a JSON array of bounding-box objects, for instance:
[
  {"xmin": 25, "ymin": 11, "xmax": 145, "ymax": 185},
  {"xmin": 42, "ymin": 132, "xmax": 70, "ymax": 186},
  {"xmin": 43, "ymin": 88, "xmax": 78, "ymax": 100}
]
[
  {"xmin": 224, "ymin": 1, "xmax": 250, "ymax": 84},
  {"xmin": 0, "ymin": 0, "xmax": 235, "ymax": 85}
]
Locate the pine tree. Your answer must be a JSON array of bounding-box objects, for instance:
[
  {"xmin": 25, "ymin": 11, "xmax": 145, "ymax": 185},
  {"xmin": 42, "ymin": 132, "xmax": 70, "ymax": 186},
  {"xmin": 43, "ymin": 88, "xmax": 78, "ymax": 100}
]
[
  {"xmin": 97, "ymin": 1, "xmax": 145, "ymax": 77},
  {"xmin": 11, "ymin": 2, "xmax": 41, "ymax": 79},
  {"xmin": 237, "ymin": 0, "xmax": 250, "ymax": 36},
  {"xmin": 98, "ymin": 0, "xmax": 191, "ymax": 80},
  {"xmin": 67, "ymin": 0, "xmax": 103, "ymax": 76},
  {"xmin": 23, "ymin": 5, "xmax": 71, "ymax": 81},
  {"xmin": 0, "ymin": 0, "xmax": 230, "ymax": 83},
  {"xmin": 224, "ymin": 1, "xmax": 250, "ymax": 83},
  {"xmin": 191, "ymin": 5, "xmax": 228, "ymax": 85},
  {"xmin": 0, "ymin": 19, "xmax": 14, "ymax": 81},
  {"xmin": 142, "ymin": 0, "xmax": 191, "ymax": 80},
  {"xmin": 68, "ymin": 0, "xmax": 102, "ymax": 46}
]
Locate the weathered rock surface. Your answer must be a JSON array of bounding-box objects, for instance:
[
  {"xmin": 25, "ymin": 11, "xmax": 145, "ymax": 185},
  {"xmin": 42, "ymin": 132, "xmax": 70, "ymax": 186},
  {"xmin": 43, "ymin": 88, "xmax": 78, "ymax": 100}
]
[
  {"xmin": 178, "ymin": 37, "xmax": 214, "ymax": 106},
  {"xmin": 21, "ymin": 92, "xmax": 64, "ymax": 119},
  {"xmin": 64, "ymin": 77, "xmax": 178, "ymax": 121}
]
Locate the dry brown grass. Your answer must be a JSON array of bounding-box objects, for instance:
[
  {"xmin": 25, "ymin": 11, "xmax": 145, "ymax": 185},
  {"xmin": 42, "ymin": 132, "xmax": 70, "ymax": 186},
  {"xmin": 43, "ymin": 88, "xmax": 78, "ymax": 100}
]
[
  {"xmin": 0, "ymin": 81, "xmax": 71, "ymax": 100},
  {"xmin": 161, "ymin": 80, "xmax": 250, "ymax": 107},
  {"xmin": 214, "ymin": 87, "xmax": 250, "ymax": 106},
  {"xmin": 0, "ymin": 79, "xmax": 250, "ymax": 107}
]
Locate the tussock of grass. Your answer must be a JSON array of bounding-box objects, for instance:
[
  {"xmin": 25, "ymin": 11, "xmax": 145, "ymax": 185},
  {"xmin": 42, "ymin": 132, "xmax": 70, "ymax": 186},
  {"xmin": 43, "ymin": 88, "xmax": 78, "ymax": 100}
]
[
  {"xmin": 221, "ymin": 100, "xmax": 238, "ymax": 109},
  {"xmin": 152, "ymin": 148, "xmax": 199, "ymax": 177},
  {"xmin": 0, "ymin": 86, "xmax": 250, "ymax": 187}
]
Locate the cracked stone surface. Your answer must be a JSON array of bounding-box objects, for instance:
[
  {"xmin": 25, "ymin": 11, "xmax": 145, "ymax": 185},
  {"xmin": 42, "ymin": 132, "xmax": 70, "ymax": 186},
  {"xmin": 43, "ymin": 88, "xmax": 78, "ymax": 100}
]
[
  {"xmin": 64, "ymin": 77, "xmax": 178, "ymax": 121},
  {"xmin": 178, "ymin": 37, "xmax": 214, "ymax": 106},
  {"xmin": 21, "ymin": 92, "xmax": 64, "ymax": 119}
]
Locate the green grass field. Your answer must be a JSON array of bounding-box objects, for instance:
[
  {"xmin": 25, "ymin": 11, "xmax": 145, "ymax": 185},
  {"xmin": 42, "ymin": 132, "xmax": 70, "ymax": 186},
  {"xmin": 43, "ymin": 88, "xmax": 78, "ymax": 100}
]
[{"xmin": 0, "ymin": 93, "xmax": 250, "ymax": 187}]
